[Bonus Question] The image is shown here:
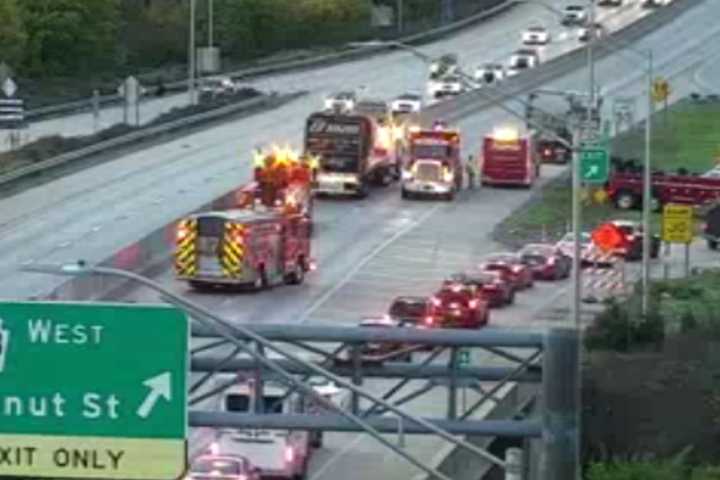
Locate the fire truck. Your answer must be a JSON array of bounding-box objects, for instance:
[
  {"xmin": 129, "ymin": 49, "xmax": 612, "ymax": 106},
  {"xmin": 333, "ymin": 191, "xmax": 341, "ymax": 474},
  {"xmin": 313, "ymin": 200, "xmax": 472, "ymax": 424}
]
[
  {"xmin": 401, "ymin": 125, "xmax": 462, "ymax": 200},
  {"xmin": 607, "ymin": 165, "xmax": 720, "ymax": 211},
  {"xmin": 480, "ymin": 126, "xmax": 540, "ymax": 187},
  {"xmin": 304, "ymin": 111, "xmax": 400, "ymax": 198},
  {"xmin": 237, "ymin": 146, "xmax": 317, "ymax": 223},
  {"xmin": 212, "ymin": 374, "xmax": 342, "ymax": 479}
]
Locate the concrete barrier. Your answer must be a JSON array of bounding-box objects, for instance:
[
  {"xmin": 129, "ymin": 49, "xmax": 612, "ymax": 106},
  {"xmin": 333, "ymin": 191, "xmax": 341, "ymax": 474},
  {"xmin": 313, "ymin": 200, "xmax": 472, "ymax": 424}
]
[
  {"xmin": 40, "ymin": 0, "xmax": 696, "ymax": 303},
  {"xmin": 26, "ymin": 0, "xmax": 514, "ymax": 120}
]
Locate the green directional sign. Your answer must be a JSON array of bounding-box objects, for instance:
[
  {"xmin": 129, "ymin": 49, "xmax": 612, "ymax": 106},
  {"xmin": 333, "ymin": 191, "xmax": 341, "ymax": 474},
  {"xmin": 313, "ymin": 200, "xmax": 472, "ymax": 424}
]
[
  {"xmin": 0, "ymin": 302, "xmax": 188, "ymax": 480},
  {"xmin": 580, "ymin": 147, "xmax": 609, "ymax": 184},
  {"xmin": 458, "ymin": 348, "xmax": 471, "ymax": 366}
]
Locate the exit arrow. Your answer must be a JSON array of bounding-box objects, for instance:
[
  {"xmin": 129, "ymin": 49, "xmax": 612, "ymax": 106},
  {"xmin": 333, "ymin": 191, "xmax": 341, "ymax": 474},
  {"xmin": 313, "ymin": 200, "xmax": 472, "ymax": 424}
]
[
  {"xmin": 585, "ymin": 164, "xmax": 599, "ymax": 178},
  {"xmin": 137, "ymin": 372, "xmax": 172, "ymax": 419}
]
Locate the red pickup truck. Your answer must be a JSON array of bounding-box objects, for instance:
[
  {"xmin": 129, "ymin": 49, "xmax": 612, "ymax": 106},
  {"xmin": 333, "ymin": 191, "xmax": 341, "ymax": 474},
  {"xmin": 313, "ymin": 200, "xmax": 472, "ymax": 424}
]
[{"xmin": 606, "ymin": 169, "xmax": 720, "ymax": 211}]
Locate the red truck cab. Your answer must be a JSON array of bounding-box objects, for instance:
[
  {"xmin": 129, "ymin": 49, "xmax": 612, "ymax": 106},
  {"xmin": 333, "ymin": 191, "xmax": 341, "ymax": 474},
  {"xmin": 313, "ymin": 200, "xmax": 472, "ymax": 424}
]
[
  {"xmin": 480, "ymin": 126, "xmax": 540, "ymax": 187},
  {"xmin": 401, "ymin": 126, "xmax": 462, "ymax": 200}
]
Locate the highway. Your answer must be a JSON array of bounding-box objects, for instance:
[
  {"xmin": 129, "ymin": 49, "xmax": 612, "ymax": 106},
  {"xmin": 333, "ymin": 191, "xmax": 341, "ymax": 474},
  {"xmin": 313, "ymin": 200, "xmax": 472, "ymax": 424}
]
[
  {"xmin": 0, "ymin": 1, "xmax": 656, "ymax": 300},
  {"xmin": 2, "ymin": 0, "xmax": 717, "ymax": 477},
  {"xmin": 8, "ymin": 2, "xmax": 646, "ymax": 150},
  {"xmin": 100, "ymin": 1, "xmax": 720, "ymax": 478}
]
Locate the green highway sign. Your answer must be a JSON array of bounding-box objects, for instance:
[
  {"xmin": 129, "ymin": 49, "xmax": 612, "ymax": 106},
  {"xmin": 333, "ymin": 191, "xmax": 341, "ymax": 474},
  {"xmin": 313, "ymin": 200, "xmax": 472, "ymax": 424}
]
[
  {"xmin": 580, "ymin": 147, "xmax": 609, "ymax": 184},
  {"xmin": 0, "ymin": 302, "xmax": 188, "ymax": 480},
  {"xmin": 458, "ymin": 348, "xmax": 471, "ymax": 366}
]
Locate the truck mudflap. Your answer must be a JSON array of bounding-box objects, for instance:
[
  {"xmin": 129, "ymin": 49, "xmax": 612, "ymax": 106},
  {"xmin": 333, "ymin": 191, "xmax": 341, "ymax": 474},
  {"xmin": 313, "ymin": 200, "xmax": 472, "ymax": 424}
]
[
  {"xmin": 220, "ymin": 222, "xmax": 245, "ymax": 278},
  {"xmin": 175, "ymin": 218, "xmax": 198, "ymax": 277}
]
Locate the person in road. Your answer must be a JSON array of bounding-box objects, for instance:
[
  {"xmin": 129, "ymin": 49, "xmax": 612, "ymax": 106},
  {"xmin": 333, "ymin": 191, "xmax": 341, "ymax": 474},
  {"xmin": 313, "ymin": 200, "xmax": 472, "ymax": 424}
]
[{"xmin": 465, "ymin": 155, "xmax": 477, "ymax": 190}]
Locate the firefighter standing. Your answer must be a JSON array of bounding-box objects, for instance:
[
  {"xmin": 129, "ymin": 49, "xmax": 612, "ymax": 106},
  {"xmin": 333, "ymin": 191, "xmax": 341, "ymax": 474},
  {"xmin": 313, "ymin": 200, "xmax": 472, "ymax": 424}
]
[{"xmin": 465, "ymin": 155, "xmax": 477, "ymax": 190}]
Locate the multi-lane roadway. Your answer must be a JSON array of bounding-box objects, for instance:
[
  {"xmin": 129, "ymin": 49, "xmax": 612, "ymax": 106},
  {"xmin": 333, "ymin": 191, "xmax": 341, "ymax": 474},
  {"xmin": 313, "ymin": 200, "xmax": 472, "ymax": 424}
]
[{"xmin": 4, "ymin": 0, "xmax": 719, "ymax": 477}]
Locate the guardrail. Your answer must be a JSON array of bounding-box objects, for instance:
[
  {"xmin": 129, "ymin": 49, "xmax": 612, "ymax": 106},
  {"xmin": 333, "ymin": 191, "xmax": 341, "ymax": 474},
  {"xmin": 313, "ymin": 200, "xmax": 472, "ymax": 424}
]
[
  {"xmin": 25, "ymin": 0, "xmax": 514, "ymax": 121},
  {"xmin": 0, "ymin": 92, "xmax": 306, "ymax": 189},
  {"xmin": 41, "ymin": 0, "xmax": 696, "ymax": 303}
]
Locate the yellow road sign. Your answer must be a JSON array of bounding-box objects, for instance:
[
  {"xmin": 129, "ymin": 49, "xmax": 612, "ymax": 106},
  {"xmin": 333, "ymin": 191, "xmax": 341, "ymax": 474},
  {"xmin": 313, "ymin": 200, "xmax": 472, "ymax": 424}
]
[
  {"xmin": 652, "ymin": 78, "xmax": 671, "ymax": 103},
  {"xmin": 662, "ymin": 203, "xmax": 694, "ymax": 243}
]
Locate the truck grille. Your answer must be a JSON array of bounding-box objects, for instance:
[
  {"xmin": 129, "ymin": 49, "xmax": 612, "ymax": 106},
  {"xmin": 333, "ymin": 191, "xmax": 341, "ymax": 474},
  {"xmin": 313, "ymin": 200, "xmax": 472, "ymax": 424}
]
[{"xmin": 416, "ymin": 163, "xmax": 442, "ymax": 182}]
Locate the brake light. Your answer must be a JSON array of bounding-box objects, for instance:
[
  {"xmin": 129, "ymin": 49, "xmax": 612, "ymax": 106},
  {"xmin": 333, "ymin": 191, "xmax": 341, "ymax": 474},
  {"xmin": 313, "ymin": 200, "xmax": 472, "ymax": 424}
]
[
  {"xmin": 626, "ymin": 235, "xmax": 635, "ymax": 241},
  {"xmin": 548, "ymin": 257, "xmax": 556, "ymax": 265},
  {"xmin": 431, "ymin": 296, "xmax": 441, "ymax": 307},
  {"xmin": 309, "ymin": 260, "xmax": 318, "ymax": 272},
  {"xmin": 450, "ymin": 284, "xmax": 462, "ymax": 293},
  {"xmin": 425, "ymin": 316, "xmax": 434, "ymax": 325},
  {"xmin": 468, "ymin": 299, "xmax": 479, "ymax": 309},
  {"xmin": 511, "ymin": 265, "xmax": 523, "ymax": 273},
  {"xmin": 285, "ymin": 446, "xmax": 295, "ymax": 464}
]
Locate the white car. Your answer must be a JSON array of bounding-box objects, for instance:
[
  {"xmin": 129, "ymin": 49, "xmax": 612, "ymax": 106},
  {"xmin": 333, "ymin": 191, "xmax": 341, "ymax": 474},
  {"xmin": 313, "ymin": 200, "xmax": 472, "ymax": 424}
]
[
  {"xmin": 702, "ymin": 167, "xmax": 720, "ymax": 179},
  {"xmin": 188, "ymin": 454, "xmax": 261, "ymax": 480},
  {"xmin": 324, "ymin": 91, "xmax": 356, "ymax": 112},
  {"xmin": 198, "ymin": 76, "xmax": 241, "ymax": 97},
  {"xmin": 561, "ymin": 5, "xmax": 588, "ymax": 25},
  {"xmin": 507, "ymin": 50, "xmax": 539, "ymax": 76},
  {"xmin": 474, "ymin": 64, "xmax": 505, "ymax": 85},
  {"xmin": 555, "ymin": 232, "xmax": 608, "ymax": 265},
  {"xmin": 391, "ymin": 93, "xmax": 423, "ymax": 114},
  {"xmin": 427, "ymin": 76, "xmax": 464, "ymax": 99},
  {"xmin": 522, "ymin": 26, "xmax": 551, "ymax": 45},
  {"xmin": 578, "ymin": 23, "xmax": 605, "ymax": 42}
]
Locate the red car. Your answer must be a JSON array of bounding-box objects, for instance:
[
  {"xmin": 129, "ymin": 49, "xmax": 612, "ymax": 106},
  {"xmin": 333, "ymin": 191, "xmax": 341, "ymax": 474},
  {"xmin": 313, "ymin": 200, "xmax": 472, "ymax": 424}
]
[
  {"xmin": 518, "ymin": 243, "xmax": 572, "ymax": 280},
  {"xmin": 478, "ymin": 254, "xmax": 534, "ymax": 290},
  {"xmin": 445, "ymin": 272, "xmax": 514, "ymax": 308},
  {"xmin": 427, "ymin": 283, "xmax": 489, "ymax": 329}
]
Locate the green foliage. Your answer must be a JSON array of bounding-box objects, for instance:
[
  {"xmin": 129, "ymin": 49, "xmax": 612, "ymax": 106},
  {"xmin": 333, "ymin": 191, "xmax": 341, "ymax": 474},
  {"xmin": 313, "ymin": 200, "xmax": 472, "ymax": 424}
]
[
  {"xmin": 0, "ymin": 0, "xmax": 27, "ymax": 67},
  {"xmin": 585, "ymin": 297, "xmax": 664, "ymax": 351},
  {"xmin": 586, "ymin": 461, "xmax": 684, "ymax": 480},
  {"xmin": 20, "ymin": 0, "xmax": 120, "ymax": 76}
]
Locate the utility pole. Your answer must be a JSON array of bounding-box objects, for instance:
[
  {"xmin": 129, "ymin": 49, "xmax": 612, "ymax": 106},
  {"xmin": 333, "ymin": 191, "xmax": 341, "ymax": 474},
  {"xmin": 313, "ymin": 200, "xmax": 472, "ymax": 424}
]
[
  {"xmin": 208, "ymin": 0, "xmax": 214, "ymax": 47},
  {"xmin": 397, "ymin": 0, "xmax": 403, "ymax": 34},
  {"xmin": 188, "ymin": 0, "xmax": 197, "ymax": 105},
  {"xmin": 642, "ymin": 51, "xmax": 653, "ymax": 316}
]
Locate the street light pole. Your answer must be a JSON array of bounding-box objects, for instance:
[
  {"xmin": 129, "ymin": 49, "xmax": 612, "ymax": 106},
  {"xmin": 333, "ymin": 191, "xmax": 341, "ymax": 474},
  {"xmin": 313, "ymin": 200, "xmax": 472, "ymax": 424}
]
[
  {"xmin": 188, "ymin": 0, "xmax": 197, "ymax": 105},
  {"xmin": 642, "ymin": 51, "xmax": 653, "ymax": 316},
  {"xmin": 208, "ymin": 0, "xmax": 214, "ymax": 47}
]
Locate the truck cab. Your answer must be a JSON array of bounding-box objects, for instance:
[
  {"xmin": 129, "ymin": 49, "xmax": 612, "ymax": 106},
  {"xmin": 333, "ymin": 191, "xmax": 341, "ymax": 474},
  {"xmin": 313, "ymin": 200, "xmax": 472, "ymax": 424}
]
[{"xmin": 401, "ymin": 126, "xmax": 462, "ymax": 200}]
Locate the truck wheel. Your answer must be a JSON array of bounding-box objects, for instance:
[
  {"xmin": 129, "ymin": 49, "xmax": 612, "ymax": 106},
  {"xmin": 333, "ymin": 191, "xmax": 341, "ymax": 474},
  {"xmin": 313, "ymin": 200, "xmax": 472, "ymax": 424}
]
[
  {"xmin": 614, "ymin": 190, "xmax": 637, "ymax": 210},
  {"xmin": 445, "ymin": 191, "xmax": 455, "ymax": 201},
  {"xmin": 708, "ymin": 239, "xmax": 719, "ymax": 250},
  {"xmin": 189, "ymin": 281, "xmax": 211, "ymax": 292},
  {"xmin": 285, "ymin": 262, "xmax": 305, "ymax": 285},
  {"xmin": 401, "ymin": 188, "xmax": 410, "ymax": 199}
]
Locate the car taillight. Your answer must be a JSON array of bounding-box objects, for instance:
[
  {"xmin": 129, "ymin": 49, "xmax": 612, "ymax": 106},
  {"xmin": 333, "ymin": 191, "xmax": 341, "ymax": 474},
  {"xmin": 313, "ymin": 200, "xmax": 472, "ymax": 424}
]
[
  {"xmin": 626, "ymin": 235, "xmax": 635, "ymax": 241},
  {"xmin": 431, "ymin": 296, "xmax": 441, "ymax": 307},
  {"xmin": 209, "ymin": 442, "xmax": 220, "ymax": 455},
  {"xmin": 512, "ymin": 265, "xmax": 523, "ymax": 273},
  {"xmin": 468, "ymin": 299, "xmax": 479, "ymax": 309},
  {"xmin": 285, "ymin": 446, "xmax": 295, "ymax": 464},
  {"xmin": 309, "ymin": 260, "xmax": 317, "ymax": 272},
  {"xmin": 548, "ymin": 257, "xmax": 556, "ymax": 265},
  {"xmin": 425, "ymin": 316, "xmax": 434, "ymax": 325}
]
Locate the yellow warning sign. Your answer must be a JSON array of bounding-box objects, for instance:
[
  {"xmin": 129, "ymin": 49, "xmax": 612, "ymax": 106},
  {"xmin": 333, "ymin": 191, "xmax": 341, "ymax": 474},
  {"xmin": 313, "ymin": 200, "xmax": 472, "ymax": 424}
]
[
  {"xmin": 0, "ymin": 434, "xmax": 186, "ymax": 479},
  {"xmin": 662, "ymin": 203, "xmax": 694, "ymax": 243},
  {"xmin": 652, "ymin": 78, "xmax": 671, "ymax": 104}
]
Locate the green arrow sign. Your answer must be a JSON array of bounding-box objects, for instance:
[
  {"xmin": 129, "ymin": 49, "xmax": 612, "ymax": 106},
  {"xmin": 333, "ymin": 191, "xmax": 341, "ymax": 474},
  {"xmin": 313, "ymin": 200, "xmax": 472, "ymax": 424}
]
[
  {"xmin": 580, "ymin": 147, "xmax": 609, "ymax": 184},
  {"xmin": 0, "ymin": 302, "xmax": 188, "ymax": 480},
  {"xmin": 458, "ymin": 348, "xmax": 471, "ymax": 366}
]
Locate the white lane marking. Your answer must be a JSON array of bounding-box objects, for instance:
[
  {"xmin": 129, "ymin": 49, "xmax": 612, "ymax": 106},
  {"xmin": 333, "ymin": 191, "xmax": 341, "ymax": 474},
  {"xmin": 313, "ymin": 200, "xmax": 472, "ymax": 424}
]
[
  {"xmin": 309, "ymin": 435, "xmax": 367, "ymax": 480},
  {"xmin": 297, "ymin": 205, "xmax": 441, "ymax": 323}
]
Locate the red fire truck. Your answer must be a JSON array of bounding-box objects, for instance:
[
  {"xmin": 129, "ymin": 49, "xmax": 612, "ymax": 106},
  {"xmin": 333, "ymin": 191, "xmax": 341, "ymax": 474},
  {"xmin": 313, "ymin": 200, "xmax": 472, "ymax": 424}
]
[
  {"xmin": 480, "ymin": 126, "xmax": 540, "ymax": 187},
  {"xmin": 607, "ymin": 169, "xmax": 720, "ymax": 211},
  {"xmin": 236, "ymin": 146, "xmax": 317, "ymax": 223},
  {"xmin": 174, "ymin": 148, "xmax": 314, "ymax": 291},
  {"xmin": 401, "ymin": 125, "xmax": 462, "ymax": 200}
]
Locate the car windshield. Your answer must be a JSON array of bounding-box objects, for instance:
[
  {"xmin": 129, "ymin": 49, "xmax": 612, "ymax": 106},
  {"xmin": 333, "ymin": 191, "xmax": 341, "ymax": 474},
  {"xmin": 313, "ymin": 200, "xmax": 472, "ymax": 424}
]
[
  {"xmin": 528, "ymin": 27, "xmax": 545, "ymax": 32},
  {"xmin": 411, "ymin": 144, "xmax": 451, "ymax": 159},
  {"xmin": 566, "ymin": 5, "xmax": 584, "ymax": 11},
  {"xmin": 512, "ymin": 57, "xmax": 530, "ymax": 68},
  {"xmin": 192, "ymin": 458, "xmax": 242, "ymax": 475},
  {"xmin": 560, "ymin": 233, "xmax": 591, "ymax": 245}
]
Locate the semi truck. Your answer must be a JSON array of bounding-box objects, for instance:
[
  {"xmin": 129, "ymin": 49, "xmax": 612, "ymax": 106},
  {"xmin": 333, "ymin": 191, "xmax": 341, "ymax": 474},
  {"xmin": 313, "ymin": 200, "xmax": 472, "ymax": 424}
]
[
  {"xmin": 401, "ymin": 125, "xmax": 462, "ymax": 200},
  {"xmin": 304, "ymin": 112, "xmax": 399, "ymax": 197}
]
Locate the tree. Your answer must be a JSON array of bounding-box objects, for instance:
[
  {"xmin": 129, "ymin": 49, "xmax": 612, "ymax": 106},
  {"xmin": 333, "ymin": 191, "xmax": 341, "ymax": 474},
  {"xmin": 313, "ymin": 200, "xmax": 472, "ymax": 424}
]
[
  {"xmin": 0, "ymin": 0, "xmax": 27, "ymax": 68},
  {"xmin": 20, "ymin": 0, "xmax": 120, "ymax": 76}
]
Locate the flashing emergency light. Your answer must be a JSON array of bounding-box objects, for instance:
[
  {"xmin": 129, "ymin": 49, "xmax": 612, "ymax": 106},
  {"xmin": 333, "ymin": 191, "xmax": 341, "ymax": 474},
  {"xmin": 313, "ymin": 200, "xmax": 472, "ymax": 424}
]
[
  {"xmin": 408, "ymin": 125, "xmax": 421, "ymax": 133},
  {"xmin": 177, "ymin": 224, "xmax": 190, "ymax": 241},
  {"xmin": 209, "ymin": 442, "xmax": 220, "ymax": 455},
  {"xmin": 492, "ymin": 126, "xmax": 520, "ymax": 141}
]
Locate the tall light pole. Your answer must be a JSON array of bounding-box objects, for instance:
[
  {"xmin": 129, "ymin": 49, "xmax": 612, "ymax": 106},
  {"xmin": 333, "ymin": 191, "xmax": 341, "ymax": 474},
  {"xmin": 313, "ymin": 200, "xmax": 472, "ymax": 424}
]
[
  {"xmin": 208, "ymin": 0, "xmax": 214, "ymax": 47},
  {"xmin": 188, "ymin": 0, "xmax": 197, "ymax": 105},
  {"xmin": 642, "ymin": 51, "xmax": 653, "ymax": 316}
]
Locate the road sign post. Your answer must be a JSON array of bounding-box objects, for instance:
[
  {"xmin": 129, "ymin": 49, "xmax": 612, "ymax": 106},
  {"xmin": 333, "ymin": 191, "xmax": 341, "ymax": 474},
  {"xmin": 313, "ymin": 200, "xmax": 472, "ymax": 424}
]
[
  {"xmin": 0, "ymin": 302, "xmax": 188, "ymax": 480},
  {"xmin": 580, "ymin": 147, "xmax": 609, "ymax": 184},
  {"xmin": 662, "ymin": 204, "xmax": 694, "ymax": 278}
]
